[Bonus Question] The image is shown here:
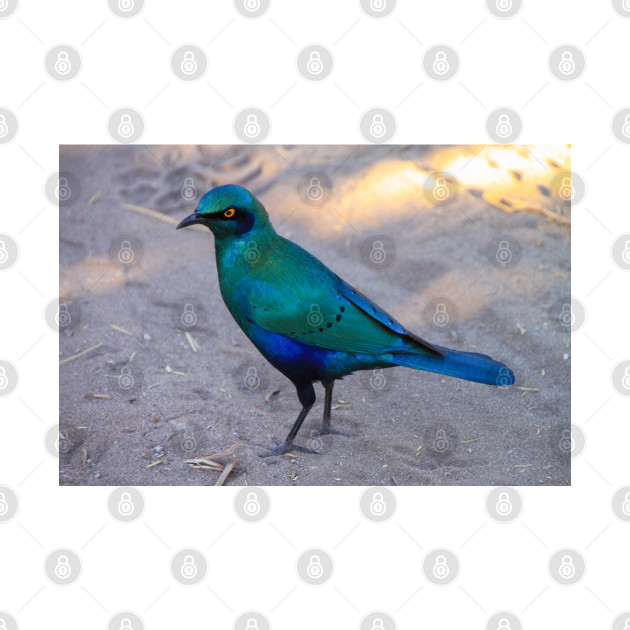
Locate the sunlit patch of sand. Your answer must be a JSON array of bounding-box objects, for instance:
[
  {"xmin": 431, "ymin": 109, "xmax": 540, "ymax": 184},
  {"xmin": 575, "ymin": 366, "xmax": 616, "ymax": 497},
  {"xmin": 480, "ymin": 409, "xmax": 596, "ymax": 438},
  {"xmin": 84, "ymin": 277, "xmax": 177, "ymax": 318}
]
[
  {"xmin": 59, "ymin": 245, "xmax": 172, "ymax": 297},
  {"xmin": 278, "ymin": 145, "xmax": 571, "ymax": 235}
]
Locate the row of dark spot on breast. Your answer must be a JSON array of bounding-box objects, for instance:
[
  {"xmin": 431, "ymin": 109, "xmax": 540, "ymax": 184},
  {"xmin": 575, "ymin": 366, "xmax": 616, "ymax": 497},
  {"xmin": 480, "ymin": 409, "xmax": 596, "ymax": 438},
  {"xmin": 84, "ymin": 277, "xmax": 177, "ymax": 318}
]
[{"xmin": 290, "ymin": 306, "xmax": 345, "ymax": 336}]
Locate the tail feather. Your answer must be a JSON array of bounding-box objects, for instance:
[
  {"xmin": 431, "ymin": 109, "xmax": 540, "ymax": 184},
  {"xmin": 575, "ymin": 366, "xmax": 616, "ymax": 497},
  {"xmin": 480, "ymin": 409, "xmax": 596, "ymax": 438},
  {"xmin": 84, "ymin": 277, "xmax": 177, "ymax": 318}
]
[{"xmin": 392, "ymin": 344, "xmax": 514, "ymax": 386}]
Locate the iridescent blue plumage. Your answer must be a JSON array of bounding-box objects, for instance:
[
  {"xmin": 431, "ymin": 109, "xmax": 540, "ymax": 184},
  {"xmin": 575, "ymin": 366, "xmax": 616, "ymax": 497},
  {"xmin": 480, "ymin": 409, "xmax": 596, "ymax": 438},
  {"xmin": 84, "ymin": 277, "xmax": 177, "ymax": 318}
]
[{"xmin": 177, "ymin": 185, "xmax": 515, "ymax": 455}]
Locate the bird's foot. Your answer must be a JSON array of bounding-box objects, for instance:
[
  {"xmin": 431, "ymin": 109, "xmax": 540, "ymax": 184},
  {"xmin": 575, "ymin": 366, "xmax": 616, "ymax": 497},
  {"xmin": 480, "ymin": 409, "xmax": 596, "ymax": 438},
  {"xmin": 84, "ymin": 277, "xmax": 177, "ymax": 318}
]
[
  {"xmin": 313, "ymin": 425, "xmax": 349, "ymax": 437},
  {"xmin": 259, "ymin": 439, "xmax": 319, "ymax": 458}
]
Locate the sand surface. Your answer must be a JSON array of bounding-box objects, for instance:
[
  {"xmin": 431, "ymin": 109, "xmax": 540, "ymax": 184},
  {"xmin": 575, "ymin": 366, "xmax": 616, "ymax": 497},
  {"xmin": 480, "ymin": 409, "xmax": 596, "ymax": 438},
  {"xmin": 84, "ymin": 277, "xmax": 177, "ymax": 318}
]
[{"xmin": 59, "ymin": 144, "xmax": 571, "ymax": 486}]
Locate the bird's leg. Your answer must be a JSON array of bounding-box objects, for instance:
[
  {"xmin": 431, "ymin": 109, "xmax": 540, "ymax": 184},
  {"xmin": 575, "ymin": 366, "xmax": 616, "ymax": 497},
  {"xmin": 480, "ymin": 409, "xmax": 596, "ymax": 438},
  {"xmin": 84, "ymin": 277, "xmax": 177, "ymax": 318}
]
[
  {"xmin": 315, "ymin": 381, "xmax": 348, "ymax": 437},
  {"xmin": 260, "ymin": 383, "xmax": 318, "ymax": 456}
]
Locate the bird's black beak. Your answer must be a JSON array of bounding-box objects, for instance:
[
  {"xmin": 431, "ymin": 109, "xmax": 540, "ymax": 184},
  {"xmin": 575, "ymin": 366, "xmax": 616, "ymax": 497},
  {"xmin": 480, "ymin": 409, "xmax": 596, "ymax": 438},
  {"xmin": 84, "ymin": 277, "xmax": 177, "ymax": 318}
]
[{"xmin": 176, "ymin": 212, "xmax": 204, "ymax": 230}]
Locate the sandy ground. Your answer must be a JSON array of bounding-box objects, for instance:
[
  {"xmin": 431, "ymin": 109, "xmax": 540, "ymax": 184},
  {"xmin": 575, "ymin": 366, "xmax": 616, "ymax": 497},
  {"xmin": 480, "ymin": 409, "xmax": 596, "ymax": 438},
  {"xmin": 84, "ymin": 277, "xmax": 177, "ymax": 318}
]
[{"xmin": 59, "ymin": 144, "xmax": 570, "ymax": 486}]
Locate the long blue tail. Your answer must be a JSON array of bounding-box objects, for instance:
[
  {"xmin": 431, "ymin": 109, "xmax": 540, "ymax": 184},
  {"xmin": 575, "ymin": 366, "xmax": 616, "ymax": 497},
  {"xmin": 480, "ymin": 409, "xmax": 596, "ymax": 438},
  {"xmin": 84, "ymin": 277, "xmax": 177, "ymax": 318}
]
[{"xmin": 392, "ymin": 345, "xmax": 515, "ymax": 386}]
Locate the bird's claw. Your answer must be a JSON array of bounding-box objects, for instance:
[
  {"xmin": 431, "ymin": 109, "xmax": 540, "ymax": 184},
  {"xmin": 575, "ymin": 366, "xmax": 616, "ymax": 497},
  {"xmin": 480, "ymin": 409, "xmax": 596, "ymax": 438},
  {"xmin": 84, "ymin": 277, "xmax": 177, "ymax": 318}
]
[{"xmin": 259, "ymin": 439, "xmax": 319, "ymax": 457}]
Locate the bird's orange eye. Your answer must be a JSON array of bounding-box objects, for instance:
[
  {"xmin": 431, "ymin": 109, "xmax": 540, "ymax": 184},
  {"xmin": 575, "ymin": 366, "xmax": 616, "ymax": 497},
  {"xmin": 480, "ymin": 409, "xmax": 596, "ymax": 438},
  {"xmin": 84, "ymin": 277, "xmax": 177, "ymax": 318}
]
[{"xmin": 224, "ymin": 208, "xmax": 235, "ymax": 218}]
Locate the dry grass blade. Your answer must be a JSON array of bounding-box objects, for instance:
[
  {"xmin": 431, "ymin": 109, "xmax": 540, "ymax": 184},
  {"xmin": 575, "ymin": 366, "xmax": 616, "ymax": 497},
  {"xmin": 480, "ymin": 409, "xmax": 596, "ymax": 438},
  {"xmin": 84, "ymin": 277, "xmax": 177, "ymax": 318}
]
[
  {"xmin": 59, "ymin": 343, "xmax": 103, "ymax": 366},
  {"xmin": 186, "ymin": 458, "xmax": 225, "ymax": 472},
  {"xmin": 481, "ymin": 191, "xmax": 571, "ymax": 226},
  {"xmin": 202, "ymin": 443, "xmax": 240, "ymax": 461},
  {"xmin": 187, "ymin": 443, "xmax": 241, "ymax": 476},
  {"xmin": 111, "ymin": 324, "xmax": 132, "ymax": 335},
  {"xmin": 265, "ymin": 388, "xmax": 281, "ymax": 403},
  {"xmin": 185, "ymin": 332, "xmax": 198, "ymax": 352},
  {"xmin": 121, "ymin": 202, "xmax": 206, "ymax": 231},
  {"xmin": 215, "ymin": 461, "xmax": 236, "ymax": 486}
]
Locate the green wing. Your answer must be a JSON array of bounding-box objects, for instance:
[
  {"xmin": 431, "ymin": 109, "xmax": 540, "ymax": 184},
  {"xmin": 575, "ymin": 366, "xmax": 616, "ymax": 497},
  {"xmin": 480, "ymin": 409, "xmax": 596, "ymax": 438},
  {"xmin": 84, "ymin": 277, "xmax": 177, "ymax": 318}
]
[{"xmin": 243, "ymin": 260, "xmax": 442, "ymax": 357}]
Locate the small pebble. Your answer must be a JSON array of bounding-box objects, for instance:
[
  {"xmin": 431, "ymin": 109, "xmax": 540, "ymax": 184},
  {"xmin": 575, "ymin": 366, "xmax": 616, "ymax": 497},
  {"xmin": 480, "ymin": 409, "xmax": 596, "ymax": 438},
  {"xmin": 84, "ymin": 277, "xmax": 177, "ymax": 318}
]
[
  {"xmin": 143, "ymin": 333, "xmax": 151, "ymax": 341},
  {"xmin": 94, "ymin": 473, "xmax": 101, "ymax": 479},
  {"xmin": 154, "ymin": 445, "xmax": 163, "ymax": 453}
]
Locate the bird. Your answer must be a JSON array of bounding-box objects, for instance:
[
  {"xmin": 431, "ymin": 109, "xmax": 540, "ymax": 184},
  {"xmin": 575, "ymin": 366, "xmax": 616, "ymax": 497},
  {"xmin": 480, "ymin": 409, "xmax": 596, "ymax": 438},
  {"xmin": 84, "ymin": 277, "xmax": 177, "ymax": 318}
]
[{"xmin": 177, "ymin": 184, "xmax": 515, "ymax": 456}]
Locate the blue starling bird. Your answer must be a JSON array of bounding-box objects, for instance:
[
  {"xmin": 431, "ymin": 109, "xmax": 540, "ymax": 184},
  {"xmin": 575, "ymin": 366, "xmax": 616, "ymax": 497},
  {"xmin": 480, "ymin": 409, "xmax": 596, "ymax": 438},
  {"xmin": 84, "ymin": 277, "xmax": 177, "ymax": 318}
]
[{"xmin": 177, "ymin": 184, "xmax": 515, "ymax": 456}]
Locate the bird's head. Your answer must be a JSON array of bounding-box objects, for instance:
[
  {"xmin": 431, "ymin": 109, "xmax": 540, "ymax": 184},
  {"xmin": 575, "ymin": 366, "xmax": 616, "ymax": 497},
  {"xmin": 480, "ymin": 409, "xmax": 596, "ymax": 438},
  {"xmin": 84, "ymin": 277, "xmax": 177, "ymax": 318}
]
[{"xmin": 176, "ymin": 184, "xmax": 270, "ymax": 238}]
